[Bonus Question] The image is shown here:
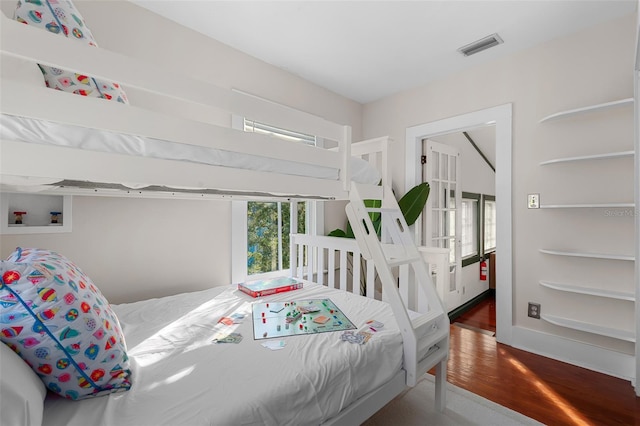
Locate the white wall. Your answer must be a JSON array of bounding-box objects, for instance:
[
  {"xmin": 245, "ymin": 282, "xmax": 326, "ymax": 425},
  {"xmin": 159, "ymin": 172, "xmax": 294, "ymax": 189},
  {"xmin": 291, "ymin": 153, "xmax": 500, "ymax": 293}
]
[
  {"xmin": 363, "ymin": 13, "xmax": 636, "ymax": 360},
  {"xmin": 1, "ymin": 197, "xmax": 230, "ymax": 304},
  {"xmin": 0, "ymin": 1, "xmax": 363, "ymax": 303}
]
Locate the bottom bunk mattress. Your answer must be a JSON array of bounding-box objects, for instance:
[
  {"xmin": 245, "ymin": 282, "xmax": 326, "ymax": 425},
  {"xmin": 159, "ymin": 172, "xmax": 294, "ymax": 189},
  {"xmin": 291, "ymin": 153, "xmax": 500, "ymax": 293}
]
[{"xmin": 42, "ymin": 282, "xmax": 405, "ymax": 426}]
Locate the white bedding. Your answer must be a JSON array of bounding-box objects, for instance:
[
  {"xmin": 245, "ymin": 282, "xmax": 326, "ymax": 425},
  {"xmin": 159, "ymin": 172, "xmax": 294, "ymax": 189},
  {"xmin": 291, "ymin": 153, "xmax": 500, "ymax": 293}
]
[
  {"xmin": 42, "ymin": 283, "xmax": 404, "ymax": 426},
  {"xmin": 0, "ymin": 114, "xmax": 381, "ymax": 187}
]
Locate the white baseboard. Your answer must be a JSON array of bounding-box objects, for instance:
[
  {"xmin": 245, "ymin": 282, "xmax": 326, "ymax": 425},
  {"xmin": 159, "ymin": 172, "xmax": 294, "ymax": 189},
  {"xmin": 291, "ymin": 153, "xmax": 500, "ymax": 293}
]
[{"xmin": 511, "ymin": 326, "xmax": 635, "ymax": 384}]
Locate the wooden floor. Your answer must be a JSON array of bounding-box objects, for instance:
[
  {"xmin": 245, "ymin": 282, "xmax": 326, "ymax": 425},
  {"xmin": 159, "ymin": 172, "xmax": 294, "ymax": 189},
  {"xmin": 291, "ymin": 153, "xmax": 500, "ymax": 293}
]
[{"xmin": 444, "ymin": 295, "xmax": 640, "ymax": 425}]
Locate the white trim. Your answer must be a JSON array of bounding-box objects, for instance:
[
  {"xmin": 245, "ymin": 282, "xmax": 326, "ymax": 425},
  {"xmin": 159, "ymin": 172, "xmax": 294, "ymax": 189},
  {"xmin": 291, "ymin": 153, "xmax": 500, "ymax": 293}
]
[
  {"xmin": 512, "ymin": 326, "xmax": 635, "ymax": 383},
  {"xmin": 406, "ymin": 104, "xmax": 513, "ymax": 345},
  {"xmin": 634, "ymin": 3, "xmax": 640, "ymax": 393},
  {"xmin": 634, "ymin": 60, "xmax": 640, "ymax": 395},
  {"xmin": 231, "ymin": 200, "xmax": 248, "ymax": 284}
]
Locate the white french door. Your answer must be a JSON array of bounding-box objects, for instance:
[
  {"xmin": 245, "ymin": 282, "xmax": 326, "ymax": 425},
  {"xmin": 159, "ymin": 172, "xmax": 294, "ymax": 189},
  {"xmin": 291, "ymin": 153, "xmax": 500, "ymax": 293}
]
[{"xmin": 423, "ymin": 139, "xmax": 461, "ymax": 311}]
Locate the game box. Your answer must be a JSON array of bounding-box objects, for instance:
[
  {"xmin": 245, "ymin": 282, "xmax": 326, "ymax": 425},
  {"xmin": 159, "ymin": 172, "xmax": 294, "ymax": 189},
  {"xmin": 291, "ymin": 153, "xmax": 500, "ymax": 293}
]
[{"xmin": 238, "ymin": 276, "xmax": 303, "ymax": 298}]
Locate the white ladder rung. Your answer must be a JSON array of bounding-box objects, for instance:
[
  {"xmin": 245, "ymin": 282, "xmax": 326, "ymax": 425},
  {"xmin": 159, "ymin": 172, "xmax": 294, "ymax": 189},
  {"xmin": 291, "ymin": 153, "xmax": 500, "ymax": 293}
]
[
  {"xmin": 387, "ymin": 256, "xmax": 422, "ymax": 267},
  {"xmin": 416, "ymin": 327, "xmax": 448, "ymax": 361},
  {"xmin": 365, "ymin": 207, "xmax": 398, "ymax": 213},
  {"xmin": 416, "ymin": 345, "xmax": 448, "ymax": 375},
  {"xmin": 411, "ymin": 311, "xmax": 446, "ymax": 336}
]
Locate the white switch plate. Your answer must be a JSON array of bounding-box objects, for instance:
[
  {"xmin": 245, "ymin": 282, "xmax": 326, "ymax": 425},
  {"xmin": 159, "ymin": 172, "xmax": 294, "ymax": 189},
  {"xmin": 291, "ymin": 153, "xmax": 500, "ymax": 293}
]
[{"xmin": 528, "ymin": 194, "xmax": 540, "ymax": 209}]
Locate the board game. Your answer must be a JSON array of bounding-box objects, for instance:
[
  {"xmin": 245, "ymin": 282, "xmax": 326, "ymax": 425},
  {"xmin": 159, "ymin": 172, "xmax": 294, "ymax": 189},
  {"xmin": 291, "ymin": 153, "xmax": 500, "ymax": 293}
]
[
  {"xmin": 252, "ymin": 299, "xmax": 355, "ymax": 340},
  {"xmin": 238, "ymin": 276, "xmax": 303, "ymax": 298}
]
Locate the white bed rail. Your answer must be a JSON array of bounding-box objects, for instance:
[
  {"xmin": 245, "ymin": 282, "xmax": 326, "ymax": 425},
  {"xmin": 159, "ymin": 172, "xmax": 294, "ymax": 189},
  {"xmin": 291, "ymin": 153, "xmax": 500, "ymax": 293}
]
[
  {"xmin": 290, "ymin": 234, "xmax": 379, "ymax": 298},
  {"xmin": 0, "ymin": 11, "xmax": 360, "ymax": 198},
  {"xmin": 0, "ymin": 12, "xmax": 345, "ymax": 142},
  {"xmin": 291, "ymin": 232, "xmax": 445, "ymax": 309}
]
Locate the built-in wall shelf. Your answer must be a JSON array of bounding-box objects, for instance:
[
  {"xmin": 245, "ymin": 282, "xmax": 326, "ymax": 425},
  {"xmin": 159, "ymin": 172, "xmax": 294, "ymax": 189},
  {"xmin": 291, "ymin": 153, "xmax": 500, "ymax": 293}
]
[
  {"xmin": 539, "ymin": 203, "xmax": 635, "ymax": 209},
  {"xmin": 539, "ymin": 150, "xmax": 634, "ymax": 166},
  {"xmin": 539, "ymin": 280, "xmax": 634, "ymax": 301},
  {"xmin": 539, "ymin": 98, "xmax": 634, "ymax": 123},
  {"xmin": 539, "ymin": 249, "xmax": 635, "ymax": 261},
  {"xmin": 1, "ymin": 193, "xmax": 72, "ymax": 234},
  {"xmin": 541, "ymin": 314, "xmax": 635, "ymax": 342}
]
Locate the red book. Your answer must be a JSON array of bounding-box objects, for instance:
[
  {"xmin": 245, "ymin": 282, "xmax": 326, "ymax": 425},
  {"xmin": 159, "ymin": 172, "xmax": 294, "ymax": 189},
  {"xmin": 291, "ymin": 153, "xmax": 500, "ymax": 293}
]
[{"xmin": 237, "ymin": 277, "xmax": 303, "ymax": 298}]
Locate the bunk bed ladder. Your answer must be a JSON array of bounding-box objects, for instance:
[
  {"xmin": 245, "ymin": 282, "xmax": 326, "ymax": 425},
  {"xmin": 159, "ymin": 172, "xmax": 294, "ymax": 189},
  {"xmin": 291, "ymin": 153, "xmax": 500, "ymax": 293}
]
[{"xmin": 346, "ymin": 183, "xmax": 450, "ymax": 411}]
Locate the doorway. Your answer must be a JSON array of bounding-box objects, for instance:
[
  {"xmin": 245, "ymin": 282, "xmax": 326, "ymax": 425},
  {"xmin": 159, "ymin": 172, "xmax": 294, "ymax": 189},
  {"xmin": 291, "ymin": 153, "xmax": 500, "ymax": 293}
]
[{"xmin": 405, "ymin": 104, "xmax": 513, "ymax": 345}]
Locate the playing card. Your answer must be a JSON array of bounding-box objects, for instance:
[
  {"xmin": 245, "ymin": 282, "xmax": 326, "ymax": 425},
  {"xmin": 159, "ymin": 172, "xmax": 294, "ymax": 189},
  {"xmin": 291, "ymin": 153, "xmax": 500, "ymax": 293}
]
[
  {"xmin": 358, "ymin": 331, "xmax": 372, "ymax": 344},
  {"xmin": 298, "ymin": 304, "xmax": 321, "ymax": 314},
  {"xmin": 230, "ymin": 313, "xmax": 246, "ymax": 323},
  {"xmin": 365, "ymin": 320, "xmax": 384, "ymax": 332},
  {"xmin": 213, "ymin": 332, "xmax": 243, "ymax": 344},
  {"xmin": 341, "ymin": 330, "xmax": 372, "ymax": 345},
  {"xmin": 261, "ymin": 340, "xmax": 286, "ymax": 351}
]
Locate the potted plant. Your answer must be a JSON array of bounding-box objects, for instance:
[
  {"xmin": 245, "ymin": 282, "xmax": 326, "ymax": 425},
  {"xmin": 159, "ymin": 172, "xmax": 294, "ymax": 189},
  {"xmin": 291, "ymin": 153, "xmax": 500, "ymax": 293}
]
[
  {"xmin": 328, "ymin": 182, "xmax": 430, "ymax": 238},
  {"xmin": 327, "ymin": 182, "xmax": 430, "ymax": 295}
]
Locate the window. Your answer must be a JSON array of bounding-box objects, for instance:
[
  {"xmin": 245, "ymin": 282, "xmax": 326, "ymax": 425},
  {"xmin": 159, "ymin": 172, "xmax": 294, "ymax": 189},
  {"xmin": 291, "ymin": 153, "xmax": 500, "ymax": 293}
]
[
  {"xmin": 483, "ymin": 195, "xmax": 496, "ymax": 254},
  {"xmin": 247, "ymin": 201, "xmax": 306, "ymax": 274},
  {"xmin": 231, "ymin": 116, "xmax": 323, "ymax": 282},
  {"xmin": 456, "ymin": 192, "xmax": 495, "ymax": 269},
  {"xmin": 460, "ymin": 192, "xmax": 481, "ymax": 266},
  {"xmin": 243, "ymin": 119, "xmax": 316, "ymax": 146}
]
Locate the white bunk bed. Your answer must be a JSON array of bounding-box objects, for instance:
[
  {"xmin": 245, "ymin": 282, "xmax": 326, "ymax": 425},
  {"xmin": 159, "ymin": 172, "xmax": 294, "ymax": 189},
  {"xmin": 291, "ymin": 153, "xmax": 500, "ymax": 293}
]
[{"xmin": 0, "ymin": 8, "xmax": 449, "ymax": 426}]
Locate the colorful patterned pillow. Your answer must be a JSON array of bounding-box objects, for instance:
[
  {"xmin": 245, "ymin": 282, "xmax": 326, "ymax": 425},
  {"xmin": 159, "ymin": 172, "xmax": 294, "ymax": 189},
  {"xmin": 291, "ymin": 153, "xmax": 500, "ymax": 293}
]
[
  {"xmin": 13, "ymin": 0, "xmax": 129, "ymax": 104},
  {"xmin": 0, "ymin": 248, "xmax": 132, "ymax": 400}
]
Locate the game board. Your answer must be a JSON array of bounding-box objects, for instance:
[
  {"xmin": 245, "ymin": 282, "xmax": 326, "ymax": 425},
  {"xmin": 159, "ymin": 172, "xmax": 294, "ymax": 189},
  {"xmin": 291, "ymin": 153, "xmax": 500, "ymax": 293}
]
[{"xmin": 252, "ymin": 299, "xmax": 355, "ymax": 340}]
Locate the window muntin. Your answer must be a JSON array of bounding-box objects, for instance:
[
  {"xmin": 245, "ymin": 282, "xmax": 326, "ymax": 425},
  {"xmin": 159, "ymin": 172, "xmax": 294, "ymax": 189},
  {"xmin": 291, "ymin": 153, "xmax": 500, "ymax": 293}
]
[
  {"xmin": 483, "ymin": 196, "xmax": 496, "ymax": 254},
  {"xmin": 461, "ymin": 192, "xmax": 481, "ymax": 267},
  {"xmin": 461, "ymin": 199, "xmax": 478, "ymax": 258}
]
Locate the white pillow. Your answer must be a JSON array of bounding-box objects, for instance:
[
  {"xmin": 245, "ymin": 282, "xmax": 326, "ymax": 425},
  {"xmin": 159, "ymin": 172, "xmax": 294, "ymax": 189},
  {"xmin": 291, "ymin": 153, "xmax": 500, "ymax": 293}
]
[{"xmin": 0, "ymin": 342, "xmax": 46, "ymax": 426}]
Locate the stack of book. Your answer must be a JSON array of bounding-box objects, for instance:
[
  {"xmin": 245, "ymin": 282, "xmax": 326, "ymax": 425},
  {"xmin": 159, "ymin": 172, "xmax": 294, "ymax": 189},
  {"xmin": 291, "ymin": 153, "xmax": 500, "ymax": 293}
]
[{"xmin": 237, "ymin": 276, "xmax": 303, "ymax": 298}]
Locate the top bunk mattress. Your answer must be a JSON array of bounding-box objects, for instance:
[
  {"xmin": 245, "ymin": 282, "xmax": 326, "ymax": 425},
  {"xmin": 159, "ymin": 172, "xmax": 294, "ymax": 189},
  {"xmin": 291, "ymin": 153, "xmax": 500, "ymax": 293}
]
[
  {"xmin": 0, "ymin": 114, "xmax": 381, "ymax": 188},
  {"xmin": 41, "ymin": 282, "xmax": 404, "ymax": 426}
]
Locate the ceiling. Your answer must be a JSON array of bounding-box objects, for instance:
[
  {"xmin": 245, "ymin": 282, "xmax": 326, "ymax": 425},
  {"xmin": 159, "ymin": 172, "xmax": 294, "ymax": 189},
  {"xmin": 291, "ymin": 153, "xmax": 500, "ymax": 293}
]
[{"xmin": 133, "ymin": 1, "xmax": 637, "ymax": 104}]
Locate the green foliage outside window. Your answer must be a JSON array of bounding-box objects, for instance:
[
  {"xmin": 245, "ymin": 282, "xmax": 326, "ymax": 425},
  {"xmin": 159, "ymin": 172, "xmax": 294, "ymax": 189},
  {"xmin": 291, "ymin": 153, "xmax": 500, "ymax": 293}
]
[{"xmin": 247, "ymin": 202, "xmax": 306, "ymax": 275}]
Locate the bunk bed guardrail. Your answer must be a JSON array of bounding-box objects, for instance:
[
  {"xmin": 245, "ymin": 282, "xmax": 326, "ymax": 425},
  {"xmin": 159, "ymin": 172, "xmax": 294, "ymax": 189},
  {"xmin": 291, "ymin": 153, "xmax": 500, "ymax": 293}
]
[{"xmin": 0, "ymin": 11, "xmax": 368, "ymax": 199}]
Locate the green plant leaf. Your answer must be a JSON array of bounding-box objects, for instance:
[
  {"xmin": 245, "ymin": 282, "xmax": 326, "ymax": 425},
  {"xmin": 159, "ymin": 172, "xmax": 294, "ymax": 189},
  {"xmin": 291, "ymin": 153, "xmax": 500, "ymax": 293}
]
[
  {"xmin": 364, "ymin": 198, "xmax": 382, "ymax": 236},
  {"xmin": 346, "ymin": 222, "xmax": 355, "ymax": 239},
  {"xmin": 328, "ymin": 228, "xmax": 348, "ymax": 238},
  {"xmin": 398, "ymin": 182, "xmax": 430, "ymax": 226}
]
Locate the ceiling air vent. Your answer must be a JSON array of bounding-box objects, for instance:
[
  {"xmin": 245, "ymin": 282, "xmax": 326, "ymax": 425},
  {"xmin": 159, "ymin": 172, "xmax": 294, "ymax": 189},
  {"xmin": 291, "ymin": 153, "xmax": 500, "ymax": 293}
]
[{"xmin": 458, "ymin": 33, "xmax": 503, "ymax": 57}]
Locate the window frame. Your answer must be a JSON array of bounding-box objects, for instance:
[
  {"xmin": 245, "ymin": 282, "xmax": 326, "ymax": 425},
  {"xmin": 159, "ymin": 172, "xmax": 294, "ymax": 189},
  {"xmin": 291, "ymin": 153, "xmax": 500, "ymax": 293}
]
[
  {"xmin": 230, "ymin": 115, "xmax": 324, "ymax": 283},
  {"xmin": 460, "ymin": 191, "xmax": 481, "ymax": 267},
  {"xmin": 483, "ymin": 194, "xmax": 496, "ymax": 255}
]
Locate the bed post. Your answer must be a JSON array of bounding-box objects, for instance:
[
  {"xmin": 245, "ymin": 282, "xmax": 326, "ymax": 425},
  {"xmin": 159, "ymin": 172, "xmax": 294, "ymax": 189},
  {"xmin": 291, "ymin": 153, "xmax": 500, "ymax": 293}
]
[{"xmin": 341, "ymin": 125, "xmax": 352, "ymax": 192}]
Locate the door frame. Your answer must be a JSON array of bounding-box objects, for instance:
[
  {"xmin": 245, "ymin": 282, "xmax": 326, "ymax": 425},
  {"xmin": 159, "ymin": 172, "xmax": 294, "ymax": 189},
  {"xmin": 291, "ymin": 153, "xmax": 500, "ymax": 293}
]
[{"xmin": 405, "ymin": 103, "xmax": 513, "ymax": 345}]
